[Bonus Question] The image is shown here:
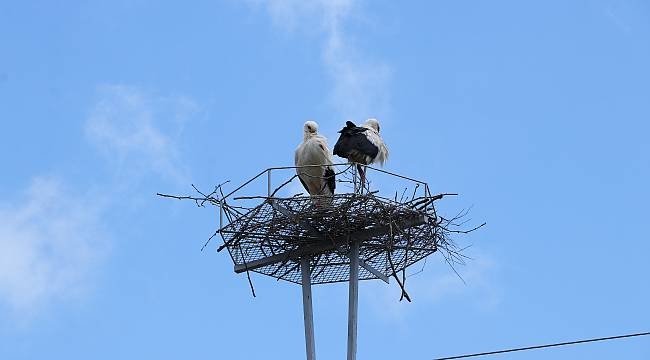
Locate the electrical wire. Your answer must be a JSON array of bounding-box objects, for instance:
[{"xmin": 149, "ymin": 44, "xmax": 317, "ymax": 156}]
[{"xmin": 433, "ymin": 331, "xmax": 650, "ymax": 360}]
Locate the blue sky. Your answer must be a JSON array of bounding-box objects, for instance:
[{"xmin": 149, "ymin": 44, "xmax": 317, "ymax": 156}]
[{"xmin": 1, "ymin": 1, "xmax": 649, "ymax": 359}]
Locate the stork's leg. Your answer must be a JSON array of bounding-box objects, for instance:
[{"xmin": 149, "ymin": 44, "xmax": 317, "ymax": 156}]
[{"xmin": 356, "ymin": 164, "xmax": 366, "ymax": 193}]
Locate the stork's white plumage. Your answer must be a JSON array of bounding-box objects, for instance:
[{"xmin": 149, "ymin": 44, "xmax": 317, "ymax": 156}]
[
  {"xmin": 332, "ymin": 118, "xmax": 389, "ymax": 186},
  {"xmin": 360, "ymin": 118, "xmax": 389, "ymax": 165},
  {"xmin": 294, "ymin": 121, "xmax": 336, "ymax": 202}
]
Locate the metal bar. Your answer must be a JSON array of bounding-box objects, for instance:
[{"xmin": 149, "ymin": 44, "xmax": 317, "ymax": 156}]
[
  {"xmin": 266, "ymin": 162, "xmax": 354, "ymax": 171},
  {"xmin": 222, "ymin": 164, "xmax": 350, "ymax": 200},
  {"xmin": 218, "ymin": 205, "xmax": 224, "ymax": 253},
  {"xmin": 221, "ymin": 162, "xmax": 429, "ymax": 201},
  {"xmin": 347, "ymin": 240, "xmax": 359, "ymax": 360},
  {"xmin": 234, "ymin": 215, "xmax": 425, "ymax": 273},
  {"xmin": 264, "ymin": 163, "xmax": 429, "ymax": 187},
  {"xmin": 363, "ymin": 244, "xmax": 437, "ymax": 252},
  {"xmin": 267, "ymin": 169, "xmax": 272, "ymax": 197},
  {"xmin": 357, "ymin": 258, "xmax": 389, "ymax": 284},
  {"xmin": 221, "ymin": 168, "xmax": 270, "ymax": 200},
  {"xmin": 301, "ymin": 257, "xmax": 316, "ymax": 360},
  {"xmin": 363, "ymin": 165, "xmax": 428, "ymax": 185},
  {"xmin": 219, "ymin": 231, "xmax": 321, "ymax": 242}
]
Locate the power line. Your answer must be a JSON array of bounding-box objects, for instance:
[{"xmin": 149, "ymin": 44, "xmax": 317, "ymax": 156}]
[{"xmin": 433, "ymin": 331, "xmax": 650, "ymax": 360}]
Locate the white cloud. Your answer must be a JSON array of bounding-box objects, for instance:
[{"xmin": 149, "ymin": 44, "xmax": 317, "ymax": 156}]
[
  {"xmin": 410, "ymin": 255, "xmax": 500, "ymax": 307},
  {"xmin": 0, "ymin": 177, "xmax": 108, "ymax": 316},
  {"xmin": 1, "ymin": 86, "xmax": 198, "ymax": 320},
  {"xmin": 365, "ymin": 252, "xmax": 501, "ymax": 322},
  {"xmin": 248, "ymin": 0, "xmax": 391, "ymax": 121},
  {"xmin": 247, "ymin": 0, "xmax": 353, "ymax": 31},
  {"xmin": 85, "ymin": 84, "xmax": 198, "ymax": 184}
]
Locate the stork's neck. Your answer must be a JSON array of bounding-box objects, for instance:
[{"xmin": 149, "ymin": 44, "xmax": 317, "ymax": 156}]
[{"xmin": 303, "ymin": 132, "xmax": 315, "ymax": 142}]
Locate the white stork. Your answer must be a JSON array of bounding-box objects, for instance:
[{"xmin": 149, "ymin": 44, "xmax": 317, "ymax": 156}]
[
  {"xmin": 333, "ymin": 118, "xmax": 389, "ymax": 187},
  {"xmin": 294, "ymin": 121, "xmax": 336, "ymax": 203}
]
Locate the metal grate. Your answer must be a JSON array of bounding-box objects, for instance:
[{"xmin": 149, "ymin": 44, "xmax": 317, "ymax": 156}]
[
  {"xmin": 220, "ymin": 193, "xmax": 443, "ymax": 284},
  {"xmin": 158, "ymin": 163, "xmax": 478, "ymax": 287}
]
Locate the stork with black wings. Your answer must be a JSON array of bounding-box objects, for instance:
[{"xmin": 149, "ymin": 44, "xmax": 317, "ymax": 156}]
[{"xmin": 333, "ymin": 118, "xmax": 389, "ymax": 188}]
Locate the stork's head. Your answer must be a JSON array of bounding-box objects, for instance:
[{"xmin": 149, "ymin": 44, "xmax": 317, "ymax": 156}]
[
  {"xmin": 303, "ymin": 121, "xmax": 319, "ymax": 140},
  {"xmin": 364, "ymin": 118, "xmax": 381, "ymax": 133}
]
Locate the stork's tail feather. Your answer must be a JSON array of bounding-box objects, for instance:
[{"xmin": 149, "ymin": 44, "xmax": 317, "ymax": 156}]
[{"xmin": 324, "ymin": 167, "xmax": 336, "ymax": 195}]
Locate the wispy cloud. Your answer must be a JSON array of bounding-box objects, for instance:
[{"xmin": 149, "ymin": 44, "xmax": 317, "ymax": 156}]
[
  {"xmin": 0, "ymin": 177, "xmax": 108, "ymax": 317},
  {"xmin": 85, "ymin": 84, "xmax": 198, "ymax": 184},
  {"xmin": 365, "ymin": 252, "xmax": 501, "ymax": 322},
  {"xmin": 0, "ymin": 84, "xmax": 198, "ymax": 320},
  {"xmin": 247, "ymin": 0, "xmax": 391, "ymax": 121},
  {"xmin": 603, "ymin": 6, "xmax": 632, "ymax": 33}
]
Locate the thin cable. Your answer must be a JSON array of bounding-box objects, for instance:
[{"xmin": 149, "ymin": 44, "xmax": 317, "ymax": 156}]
[{"xmin": 433, "ymin": 331, "xmax": 650, "ymax": 360}]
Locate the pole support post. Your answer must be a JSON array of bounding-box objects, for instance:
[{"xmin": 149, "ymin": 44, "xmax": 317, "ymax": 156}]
[
  {"xmin": 347, "ymin": 240, "xmax": 360, "ymax": 360},
  {"xmin": 301, "ymin": 257, "xmax": 316, "ymax": 360}
]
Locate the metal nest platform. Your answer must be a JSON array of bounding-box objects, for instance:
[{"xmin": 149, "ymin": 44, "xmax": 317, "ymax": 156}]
[
  {"xmin": 222, "ymin": 193, "xmax": 446, "ymax": 285},
  {"xmin": 158, "ymin": 163, "xmax": 483, "ymax": 360},
  {"xmin": 159, "ymin": 163, "xmax": 480, "ymax": 290}
]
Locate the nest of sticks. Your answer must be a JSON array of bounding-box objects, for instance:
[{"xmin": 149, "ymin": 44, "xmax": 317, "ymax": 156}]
[{"xmin": 158, "ymin": 166, "xmax": 483, "ymax": 300}]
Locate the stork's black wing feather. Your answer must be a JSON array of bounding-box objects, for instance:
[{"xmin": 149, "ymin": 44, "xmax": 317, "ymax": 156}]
[
  {"xmin": 324, "ymin": 168, "xmax": 336, "ymax": 194},
  {"xmin": 338, "ymin": 121, "xmax": 368, "ymax": 135},
  {"xmin": 333, "ymin": 123, "xmax": 379, "ymax": 162}
]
